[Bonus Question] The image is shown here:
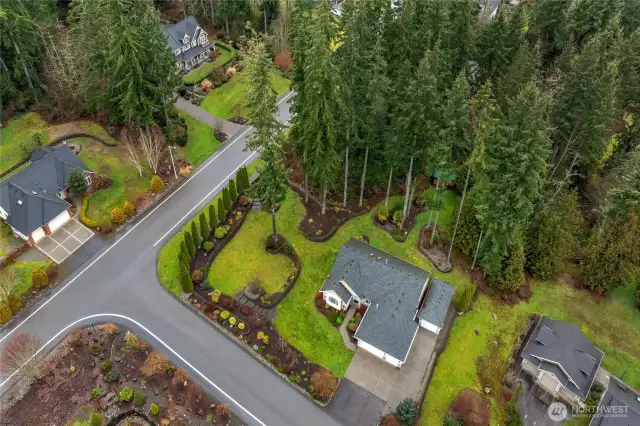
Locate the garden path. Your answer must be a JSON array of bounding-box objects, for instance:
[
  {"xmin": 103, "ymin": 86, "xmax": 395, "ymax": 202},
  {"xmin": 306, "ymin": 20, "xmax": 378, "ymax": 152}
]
[{"xmin": 339, "ymin": 305, "xmax": 358, "ymax": 351}]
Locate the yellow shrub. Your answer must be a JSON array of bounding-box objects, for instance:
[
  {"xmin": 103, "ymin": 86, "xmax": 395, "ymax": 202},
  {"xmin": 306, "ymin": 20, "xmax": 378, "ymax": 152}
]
[
  {"xmin": 151, "ymin": 175, "xmax": 165, "ymax": 193},
  {"xmin": 123, "ymin": 200, "xmax": 135, "ymax": 217},
  {"xmin": 111, "ymin": 207, "xmax": 125, "ymax": 225}
]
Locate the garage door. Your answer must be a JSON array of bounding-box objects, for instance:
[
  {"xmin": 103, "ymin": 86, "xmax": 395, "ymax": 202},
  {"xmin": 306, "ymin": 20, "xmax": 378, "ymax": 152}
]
[
  {"xmin": 48, "ymin": 210, "xmax": 71, "ymax": 233},
  {"xmin": 31, "ymin": 227, "xmax": 45, "ymax": 243}
]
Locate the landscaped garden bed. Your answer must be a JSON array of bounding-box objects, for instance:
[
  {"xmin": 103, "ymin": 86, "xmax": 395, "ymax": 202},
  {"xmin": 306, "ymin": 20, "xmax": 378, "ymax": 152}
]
[
  {"xmin": 182, "ymin": 41, "xmax": 237, "ymax": 85},
  {"xmin": 418, "ymin": 225, "xmax": 453, "ymax": 272},
  {"xmin": 0, "ymin": 324, "xmax": 239, "ymax": 425},
  {"xmin": 374, "ymin": 195, "xmax": 426, "ymax": 242}
]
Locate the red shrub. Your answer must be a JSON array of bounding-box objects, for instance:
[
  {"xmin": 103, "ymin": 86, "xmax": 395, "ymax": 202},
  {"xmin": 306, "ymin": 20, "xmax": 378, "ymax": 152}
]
[
  {"xmin": 274, "ymin": 51, "xmax": 292, "ymax": 71},
  {"xmin": 309, "ymin": 369, "xmax": 338, "ymax": 402},
  {"xmin": 380, "ymin": 415, "xmax": 402, "ymax": 426},
  {"xmin": 450, "ymin": 388, "xmax": 491, "ymax": 426}
]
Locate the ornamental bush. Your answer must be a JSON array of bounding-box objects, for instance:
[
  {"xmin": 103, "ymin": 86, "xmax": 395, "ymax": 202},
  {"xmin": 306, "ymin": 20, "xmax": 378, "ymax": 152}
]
[
  {"xmin": 123, "ymin": 200, "xmax": 135, "ymax": 217},
  {"xmin": 208, "ymin": 204, "xmax": 217, "ymax": 228},
  {"xmin": 7, "ymin": 293, "xmax": 22, "ymax": 313},
  {"xmin": 211, "ymin": 289, "xmax": 221, "ymax": 303},
  {"xmin": 105, "ymin": 371, "xmax": 120, "ymax": 383},
  {"xmin": 31, "ymin": 267, "xmax": 48, "ymax": 289},
  {"xmin": 91, "ymin": 344, "xmax": 100, "ymax": 356},
  {"xmin": 218, "ymin": 198, "xmax": 226, "ymax": 222},
  {"xmin": 111, "ymin": 207, "xmax": 125, "ymax": 225},
  {"xmin": 185, "ymin": 232, "xmax": 196, "ymax": 257},
  {"xmin": 133, "ymin": 390, "xmax": 146, "ymax": 406},
  {"xmin": 150, "ymin": 175, "xmax": 165, "ymax": 193},
  {"xmin": 191, "ymin": 269, "xmax": 204, "ymax": 283},
  {"xmin": 395, "ymin": 398, "xmax": 417, "ymax": 426},
  {"xmin": 229, "ymin": 317, "xmax": 237, "ymax": 326},
  {"xmin": 91, "ymin": 387, "xmax": 102, "ymax": 400},
  {"xmin": 238, "ymin": 322, "xmax": 245, "ymax": 330},
  {"xmin": 90, "ymin": 412, "xmax": 103, "ymax": 426},
  {"xmin": 455, "ymin": 284, "xmax": 475, "ymax": 313},
  {"xmin": 199, "ymin": 212, "xmax": 209, "ymax": 239},
  {"xmin": 310, "ymin": 370, "xmax": 338, "ymax": 402},
  {"xmin": 101, "ymin": 360, "xmax": 112, "ymax": 372},
  {"xmin": 180, "ymin": 264, "xmax": 194, "ymax": 293},
  {"xmin": 229, "ymin": 179, "xmax": 238, "ymax": 201},
  {"xmin": 150, "ymin": 403, "xmax": 159, "ymax": 415},
  {"xmin": 190, "ymin": 220, "xmax": 201, "ymax": 247},
  {"xmin": 220, "ymin": 310, "xmax": 230, "ymax": 320},
  {"xmin": 223, "ymin": 187, "xmax": 231, "ymax": 211},
  {"xmin": 0, "ymin": 303, "xmax": 12, "ymax": 324},
  {"xmin": 204, "ymin": 241, "xmax": 214, "ymax": 252},
  {"xmin": 119, "ymin": 386, "xmax": 134, "ymax": 402},
  {"xmin": 215, "ymin": 226, "xmax": 228, "ymax": 239}
]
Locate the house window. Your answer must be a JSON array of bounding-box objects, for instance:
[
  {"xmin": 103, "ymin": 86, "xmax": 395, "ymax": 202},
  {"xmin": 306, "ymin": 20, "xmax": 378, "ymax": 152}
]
[
  {"xmin": 84, "ymin": 175, "xmax": 92, "ymax": 185},
  {"xmin": 327, "ymin": 296, "xmax": 340, "ymax": 308},
  {"xmin": 183, "ymin": 35, "xmax": 190, "ymax": 44},
  {"xmin": 199, "ymin": 33, "xmax": 207, "ymax": 46}
]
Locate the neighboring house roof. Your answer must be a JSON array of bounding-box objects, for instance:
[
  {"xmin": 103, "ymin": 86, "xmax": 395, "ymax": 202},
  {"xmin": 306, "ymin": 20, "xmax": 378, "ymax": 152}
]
[
  {"xmin": 522, "ymin": 316, "xmax": 604, "ymax": 400},
  {"xmin": 417, "ymin": 278, "xmax": 454, "ymax": 329},
  {"xmin": 162, "ymin": 16, "xmax": 210, "ymax": 63},
  {"xmin": 590, "ymin": 376, "xmax": 640, "ymax": 426},
  {"xmin": 321, "ymin": 239, "xmax": 430, "ymax": 362},
  {"xmin": 0, "ymin": 146, "xmax": 93, "ymax": 236}
]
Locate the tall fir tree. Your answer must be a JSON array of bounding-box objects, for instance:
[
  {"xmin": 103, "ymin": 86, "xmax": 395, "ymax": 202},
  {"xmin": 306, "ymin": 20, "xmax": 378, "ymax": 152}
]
[
  {"xmin": 208, "ymin": 204, "xmax": 217, "ymax": 229},
  {"xmin": 199, "ymin": 212, "xmax": 209, "ymax": 240},
  {"xmin": 252, "ymin": 144, "xmax": 289, "ymax": 240},
  {"xmin": 217, "ymin": 198, "xmax": 226, "ymax": 223}
]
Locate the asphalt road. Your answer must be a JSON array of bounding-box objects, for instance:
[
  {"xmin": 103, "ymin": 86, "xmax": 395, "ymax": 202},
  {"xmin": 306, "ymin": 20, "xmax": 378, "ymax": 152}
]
[{"xmin": 0, "ymin": 92, "xmax": 341, "ymax": 426}]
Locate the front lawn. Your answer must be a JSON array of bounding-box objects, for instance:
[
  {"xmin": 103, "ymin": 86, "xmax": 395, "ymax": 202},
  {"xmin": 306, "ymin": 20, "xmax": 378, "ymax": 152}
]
[
  {"xmin": 182, "ymin": 42, "xmax": 237, "ymax": 85},
  {"xmin": 200, "ymin": 65, "xmax": 290, "ymax": 120},
  {"xmin": 0, "ymin": 113, "xmax": 48, "ymax": 174},
  {"xmin": 180, "ymin": 112, "xmax": 221, "ymax": 167},
  {"xmin": 7, "ymin": 260, "xmax": 52, "ymax": 295}
]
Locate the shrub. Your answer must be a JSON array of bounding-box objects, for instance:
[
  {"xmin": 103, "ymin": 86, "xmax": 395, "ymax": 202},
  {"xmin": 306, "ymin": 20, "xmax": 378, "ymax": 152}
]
[
  {"xmin": 238, "ymin": 322, "xmax": 245, "ymax": 330},
  {"xmin": 336, "ymin": 316, "xmax": 343, "ymax": 325},
  {"xmin": 125, "ymin": 331, "xmax": 139, "ymax": 349},
  {"xmin": 185, "ymin": 232, "xmax": 196, "ymax": 257},
  {"xmin": 310, "ymin": 370, "xmax": 338, "ymax": 402},
  {"xmin": 140, "ymin": 351, "xmax": 170, "ymax": 377},
  {"xmin": 229, "ymin": 316, "xmax": 237, "ymax": 326},
  {"xmin": 211, "ymin": 289, "xmax": 221, "ymax": 303},
  {"xmin": 392, "ymin": 210, "xmax": 403, "ymax": 228},
  {"xmin": 0, "ymin": 303, "xmax": 12, "ymax": 324},
  {"xmin": 101, "ymin": 360, "xmax": 112, "ymax": 372},
  {"xmin": 215, "ymin": 226, "xmax": 228, "ymax": 239},
  {"xmin": 103, "ymin": 323, "xmax": 119, "ymax": 335},
  {"xmin": 180, "ymin": 264, "xmax": 194, "ymax": 293},
  {"xmin": 68, "ymin": 328, "xmax": 84, "ymax": 347},
  {"xmin": 199, "ymin": 211, "xmax": 209, "ymax": 240},
  {"xmin": 238, "ymin": 195, "xmax": 250, "ymax": 207},
  {"xmin": 110, "ymin": 207, "xmax": 125, "ymax": 225},
  {"xmin": 262, "ymin": 335, "xmax": 269, "ymax": 345},
  {"xmin": 289, "ymin": 373, "xmax": 301, "ymax": 384},
  {"xmin": 123, "ymin": 200, "xmax": 135, "ymax": 217},
  {"xmin": 208, "ymin": 204, "xmax": 217, "ymax": 229},
  {"xmin": 220, "ymin": 310, "xmax": 230, "ymax": 320},
  {"xmin": 99, "ymin": 218, "xmax": 112, "ymax": 233},
  {"xmin": 31, "ymin": 267, "xmax": 48, "ymax": 289},
  {"xmin": 257, "ymin": 331, "xmax": 264, "ymax": 340},
  {"xmin": 91, "ymin": 387, "xmax": 102, "ymax": 400},
  {"xmin": 90, "ymin": 344, "xmax": 100, "ymax": 356},
  {"xmin": 191, "ymin": 269, "xmax": 204, "ymax": 283},
  {"xmin": 456, "ymin": 284, "xmax": 475, "ymax": 313},
  {"xmin": 104, "ymin": 371, "xmax": 120, "ymax": 383},
  {"xmin": 68, "ymin": 169, "xmax": 88, "ymax": 197},
  {"xmin": 326, "ymin": 311, "xmax": 338, "ymax": 323},
  {"xmin": 133, "ymin": 390, "xmax": 146, "ymax": 406},
  {"xmin": 150, "ymin": 403, "xmax": 159, "ymax": 415},
  {"xmin": 203, "ymin": 241, "xmax": 214, "ymax": 252},
  {"xmin": 380, "ymin": 415, "xmax": 402, "ymax": 426},
  {"xmin": 396, "ymin": 398, "xmax": 417, "ymax": 426},
  {"xmin": 150, "ymin": 175, "xmax": 165, "ymax": 193},
  {"xmin": 90, "ymin": 412, "xmax": 103, "ymax": 426},
  {"xmin": 119, "ymin": 386, "xmax": 134, "ymax": 402},
  {"xmin": 215, "ymin": 403, "xmax": 231, "ymax": 421},
  {"xmin": 348, "ymin": 322, "xmax": 358, "ymax": 332},
  {"xmin": 223, "ymin": 187, "xmax": 231, "ymax": 211},
  {"xmin": 217, "ymin": 198, "xmax": 226, "ymax": 222},
  {"xmin": 274, "ymin": 51, "xmax": 292, "ymax": 71},
  {"xmin": 79, "ymin": 199, "xmax": 98, "ymax": 228},
  {"xmin": 228, "ymin": 179, "xmax": 238, "ymax": 202},
  {"xmin": 201, "ymin": 78, "xmax": 213, "ymax": 90},
  {"xmin": 241, "ymin": 304, "xmax": 252, "ymax": 315},
  {"xmin": 190, "ymin": 220, "xmax": 201, "ymax": 247},
  {"xmin": 7, "ymin": 293, "xmax": 22, "ymax": 313},
  {"xmin": 221, "ymin": 295, "xmax": 234, "ymax": 309},
  {"xmin": 177, "ymin": 85, "xmax": 187, "ymax": 96}
]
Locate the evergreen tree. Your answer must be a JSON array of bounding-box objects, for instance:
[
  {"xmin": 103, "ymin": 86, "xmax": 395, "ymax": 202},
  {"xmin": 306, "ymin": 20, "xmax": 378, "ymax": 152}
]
[
  {"xmin": 222, "ymin": 187, "xmax": 231, "ymax": 211},
  {"xmin": 180, "ymin": 241, "xmax": 190, "ymax": 263},
  {"xmin": 180, "ymin": 263, "xmax": 194, "ymax": 293},
  {"xmin": 454, "ymin": 187, "xmax": 481, "ymax": 256},
  {"xmin": 289, "ymin": 0, "xmax": 314, "ymax": 141},
  {"xmin": 68, "ymin": 169, "xmax": 88, "ymax": 197},
  {"xmin": 236, "ymin": 171, "xmax": 245, "ymax": 196},
  {"xmin": 527, "ymin": 190, "xmax": 583, "ymax": 280},
  {"xmin": 529, "ymin": 0, "xmax": 572, "ymax": 62},
  {"xmin": 208, "ymin": 204, "xmax": 217, "ymax": 229},
  {"xmin": 190, "ymin": 220, "xmax": 201, "ymax": 247},
  {"xmin": 229, "ymin": 179, "xmax": 238, "ymax": 202},
  {"xmin": 218, "ymin": 198, "xmax": 226, "ymax": 223},
  {"xmin": 199, "ymin": 212, "xmax": 209, "ymax": 240},
  {"xmin": 184, "ymin": 232, "xmax": 196, "ymax": 257},
  {"xmin": 251, "ymin": 144, "xmax": 289, "ymax": 240},
  {"xmin": 491, "ymin": 238, "xmax": 525, "ymax": 293}
]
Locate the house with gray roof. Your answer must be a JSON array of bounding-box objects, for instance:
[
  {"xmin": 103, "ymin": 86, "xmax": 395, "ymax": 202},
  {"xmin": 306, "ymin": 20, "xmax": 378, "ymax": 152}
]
[
  {"xmin": 520, "ymin": 316, "xmax": 604, "ymax": 410},
  {"xmin": 590, "ymin": 376, "xmax": 640, "ymax": 426},
  {"xmin": 162, "ymin": 16, "xmax": 211, "ymax": 72},
  {"xmin": 320, "ymin": 239, "xmax": 454, "ymax": 367},
  {"xmin": 0, "ymin": 146, "xmax": 94, "ymax": 245}
]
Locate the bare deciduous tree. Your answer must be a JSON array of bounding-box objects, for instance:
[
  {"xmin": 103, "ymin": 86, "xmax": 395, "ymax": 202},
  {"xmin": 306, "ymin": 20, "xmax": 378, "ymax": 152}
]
[
  {"xmin": 0, "ymin": 333, "xmax": 43, "ymax": 382},
  {"xmin": 0, "ymin": 269, "xmax": 17, "ymax": 303},
  {"xmin": 122, "ymin": 129, "xmax": 143, "ymax": 177},
  {"xmin": 139, "ymin": 125, "xmax": 165, "ymax": 175}
]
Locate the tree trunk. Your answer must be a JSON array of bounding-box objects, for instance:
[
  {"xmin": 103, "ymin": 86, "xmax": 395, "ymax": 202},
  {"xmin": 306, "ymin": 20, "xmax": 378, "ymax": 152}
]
[
  {"xmin": 447, "ymin": 167, "xmax": 471, "ymax": 264},
  {"xmin": 225, "ymin": 16, "xmax": 229, "ymax": 36},
  {"xmin": 427, "ymin": 177, "xmax": 440, "ymax": 227},
  {"xmin": 401, "ymin": 156, "xmax": 414, "ymax": 227},
  {"xmin": 13, "ymin": 39, "xmax": 34, "ymax": 90},
  {"xmin": 471, "ymin": 230, "xmax": 483, "ymax": 270},
  {"xmin": 406, "ymin": 178, "xmax": 416, "ymax": 219},
  {"xmin": 264, "ymin": 10, "xmax": 268, "ymax": 35},
  {"xmin": 321, "ymin": 184, "xmax": 328, "ymax": 215},
  {"xmin": 343, "ymin": 146, "xmax": 349, "ymax": 207},
  {"xmin": 385, "ymin": 167, "xmax": 393, "ymax": 208},
  {"xmin": 210, "ymin": 0, "xmax": 215, "ymax": 24},
  {"xmin": 304, "ymin": 149, "xmax": 309, "ymax": 203},
  {"xmin": 359, "ymin": 146, "xmax": 368, "ymax": 207},
  {"xmin": 430, "ymin": 209, "xmax": 440, "ymax": 244},
  {"xmin": 272, "ymin": 207, "xmax": 278, "ymax": 240}
]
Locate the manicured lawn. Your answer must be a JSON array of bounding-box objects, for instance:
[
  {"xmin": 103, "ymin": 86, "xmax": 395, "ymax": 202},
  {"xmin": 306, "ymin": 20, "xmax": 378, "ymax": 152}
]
[
  {"xmin": 0, "ymin": 113, "xmax": 48, "ymax": 174},
  {"xmin": 7, "ymin": 260, "xmax": 52, "ymax": 295},
  {"xmin": 77, "ymin": 138, "xmax": 152, "ymax": 224},
  {"xmin": 200, "ymin": 65, "xmax": 290, "ymax": 120},
  {"xmin": 182, "ymin": 42, "xmax": 236, "ymax": 85},
  {"xmin": 180, "ymin": 113, "xmax": 221, "ymax": 167}
]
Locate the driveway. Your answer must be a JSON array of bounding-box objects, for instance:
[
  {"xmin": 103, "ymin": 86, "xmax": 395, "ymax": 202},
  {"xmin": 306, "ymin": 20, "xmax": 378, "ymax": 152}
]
[
  {"xmin": 517, "ymin": 377, "xmax": 569, "ymax": 426},
  {"xmin": 327, "ymin": 379, "xmax": 385, "ymax": 426},
  {"xmin": 35, "ymin": 218, "xmax": 94, "ymax": 264},
  {"xmin": 344, "ymin": 328, "xmax": 437, "ymax": 415}
]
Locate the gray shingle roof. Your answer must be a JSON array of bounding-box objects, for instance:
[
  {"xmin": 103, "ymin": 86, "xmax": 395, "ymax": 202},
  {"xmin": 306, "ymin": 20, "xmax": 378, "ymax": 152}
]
[
  {"xmin": 162, "ymin": 16, "xmax": 210, "ymax": 63},
  {"xmin": 417, "ymin": 278, "xmax": 454, "ymax": 328},
  {"xmin": 0, "ymin": 146, "xmax": 93, "ymax": 236},
  {"xmin": 591, "ymin": 376, "xmax": 640, "ymax": 426},
  {"xmin": 321, "ymin": 239, "xmax": 430, "ymax": 362},
  {"xmin": 522, "ymin": 316, "xmax": 604, "ymax": 400}
]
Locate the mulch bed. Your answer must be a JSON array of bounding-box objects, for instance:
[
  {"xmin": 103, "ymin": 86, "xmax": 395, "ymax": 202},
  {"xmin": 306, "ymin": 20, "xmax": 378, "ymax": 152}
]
[
  {"xmin": 418, "ymin": 225, "xmax": 453, "ymax": 272},
  {"xmin": 373, "ymin": 199, "xmax": 425, "ymax": 242},
  {"xmin": 229, "ymin": 117, "xmax": 247, "ymax": 125},
  {"xmin": 214, "ymin": 129, "xmax": 228, "ymax": 142},
  {"xmin": 0, "ymin": 324, "xmax": 235, "ymax": 426}
]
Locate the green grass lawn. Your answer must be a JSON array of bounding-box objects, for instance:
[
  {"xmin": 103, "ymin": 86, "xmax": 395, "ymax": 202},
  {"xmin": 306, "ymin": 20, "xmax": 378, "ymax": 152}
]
[
  {"xmin": 4, "ymin": 260, "xmax": 52, "ymax": 295},
  {"xmin": 182, "ymin": 42, "xmax": 237, "ymax": 85},
  {"xmin": 180, "ymin": 112, "xmax": 221, "ymax": 167},
  {"xmin": 77, "ymin": 138, "xmax": 152, "ymax": 224},
  {"xmin": 200, "ymin": 65, "xmax": 290, "ymax": 120},
  {"xmin": 0, "ymin": 113, "xmax": 48, "ymax": 174}
]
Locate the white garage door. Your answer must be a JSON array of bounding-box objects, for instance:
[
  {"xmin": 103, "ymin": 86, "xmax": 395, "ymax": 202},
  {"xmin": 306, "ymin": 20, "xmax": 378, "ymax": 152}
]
[
  {"xmin": 419, "ymin": 318, "xmax": 441, "ymax": 335},
  {"xmin": 31, "ymin": 227, "xmax": 46, "ymax": 243},
  {"xmin": 48, "ymin": 210, "xmax": 71, "ymax": 233}
]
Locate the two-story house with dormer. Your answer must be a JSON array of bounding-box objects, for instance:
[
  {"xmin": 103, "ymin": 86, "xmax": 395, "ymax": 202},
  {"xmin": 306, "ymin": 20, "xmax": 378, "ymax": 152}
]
[{"xmin": 162, "ymin": 16, "xmax": 211, "ymax": 72}]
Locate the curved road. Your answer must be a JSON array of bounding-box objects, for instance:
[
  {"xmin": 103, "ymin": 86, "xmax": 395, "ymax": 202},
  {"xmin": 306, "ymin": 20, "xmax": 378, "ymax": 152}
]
[{"xmin": 0, "ymin": 92, "xmax": 340, "ymax": 426}]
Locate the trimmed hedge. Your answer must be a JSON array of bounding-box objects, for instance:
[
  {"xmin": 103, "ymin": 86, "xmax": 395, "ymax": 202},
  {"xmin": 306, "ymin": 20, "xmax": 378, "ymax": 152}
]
[{"xmin": 80, "ymin": 198, "xmax": 98, "ymax": 228}]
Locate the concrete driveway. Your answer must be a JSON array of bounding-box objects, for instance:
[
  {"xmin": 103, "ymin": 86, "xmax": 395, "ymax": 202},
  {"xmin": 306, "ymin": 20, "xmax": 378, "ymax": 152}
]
[
  {"xmin": 35, "ymin": 218, "xmax": 93, "ymax": 264},
  {"xmin": 344, "ymin": 328, "xmax": 437, "ymax": 414},
  {"xmin": 327, "ymin": 379, "xmax": 385, "ymax": 426},
  {"xmin": 518, "ymin": 378, "xmax": 569, "ymax": 426}
]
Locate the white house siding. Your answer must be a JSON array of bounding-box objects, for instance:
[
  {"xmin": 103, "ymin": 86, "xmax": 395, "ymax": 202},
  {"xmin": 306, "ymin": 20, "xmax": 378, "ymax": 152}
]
[
  {"xmin": 323, "ymin": 290, "xmax": 345, "ymax": 311},
  {"xmin": 31, "ymin": 227, "xmax": 46, "ymax": 243},
  {"xmin": 419, "ymin": 318, "xmax": 441, "ymax": 334},
  {"xmin": 357, "ymin": 339, "xmax": 403, "ymax": 368},
  {"xmin": 48, "ymin": 210, "xmax": 71, "ymax": 233}
]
